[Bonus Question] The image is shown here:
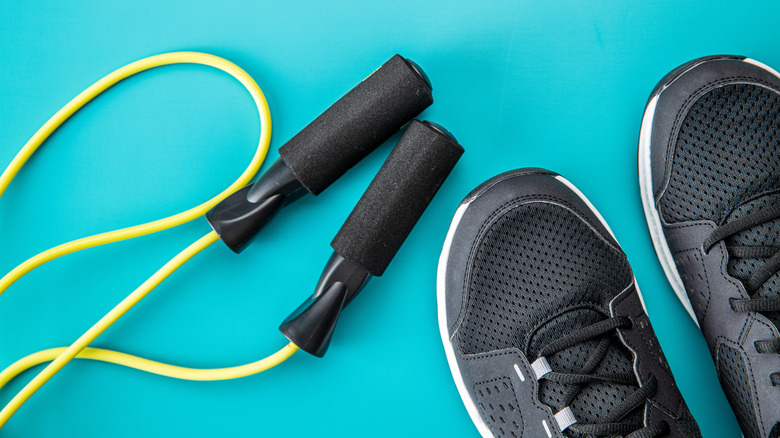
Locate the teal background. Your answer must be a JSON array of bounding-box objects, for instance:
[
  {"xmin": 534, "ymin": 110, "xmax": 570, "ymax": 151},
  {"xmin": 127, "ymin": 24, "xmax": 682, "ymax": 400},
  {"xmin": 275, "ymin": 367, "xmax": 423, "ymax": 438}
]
[{"xmin": 0, "ymin": 1, "xmax": 776, "ymax": 436}]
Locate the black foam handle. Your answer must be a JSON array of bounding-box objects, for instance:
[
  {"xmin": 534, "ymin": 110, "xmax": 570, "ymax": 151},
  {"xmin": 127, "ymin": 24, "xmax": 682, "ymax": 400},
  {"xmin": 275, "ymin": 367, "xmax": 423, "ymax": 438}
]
[
  {"xmin": 278, "ymin": 55, "xmax": 433, "ymax": 195},
  {"xmin": 331, "ymin": 120, "xmax": 464, "ymax": 276}
]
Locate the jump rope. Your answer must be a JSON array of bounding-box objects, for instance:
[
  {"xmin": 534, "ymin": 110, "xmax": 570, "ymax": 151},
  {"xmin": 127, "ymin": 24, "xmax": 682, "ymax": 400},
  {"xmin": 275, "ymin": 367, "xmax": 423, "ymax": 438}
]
[{"xmin": 0, "ymin": 51, "xmax": 464, "ymax": 429}]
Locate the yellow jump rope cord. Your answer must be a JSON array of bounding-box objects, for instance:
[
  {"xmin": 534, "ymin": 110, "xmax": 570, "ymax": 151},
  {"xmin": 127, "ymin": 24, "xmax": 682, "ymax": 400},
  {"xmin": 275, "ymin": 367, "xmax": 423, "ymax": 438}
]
[
  {"xmin": 0, "ymin": 343, "xmax": 300, "ymax": 388},
  {"xmin": 0, "ymin": 51, "xmax": 270, "ymax": 296},
  {"xmin": 0, "ymin": 52, "xmax": 298, "ymax": 428}
]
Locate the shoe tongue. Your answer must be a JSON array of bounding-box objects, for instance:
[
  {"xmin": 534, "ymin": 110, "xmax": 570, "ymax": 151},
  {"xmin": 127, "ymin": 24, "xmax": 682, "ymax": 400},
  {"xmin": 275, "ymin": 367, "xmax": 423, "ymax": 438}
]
[
  {"xmin": 528, "ymin": 308, "xmax": 603, "ymax": 357},
  {"xmin": 725, "ymin": 191, "xmax": 780, "ymax": 328},
  {"xmin": 528, "ymin": 308, "xmax": 641, "ymax": 438}
]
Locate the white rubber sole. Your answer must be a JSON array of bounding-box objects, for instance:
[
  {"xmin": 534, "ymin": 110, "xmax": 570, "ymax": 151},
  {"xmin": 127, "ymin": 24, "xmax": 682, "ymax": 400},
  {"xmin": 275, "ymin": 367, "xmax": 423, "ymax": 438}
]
[
  {"xmin": 637, "ymin": 92, "xmax": 699, "ymax": 325},
  {"xmin": 637, "ymin": 57, "xmax": 780, "ymax": 326},
  {"xmin": 437, "ymin": 201, "xmax": 493, "ymax": 437},
  {"xmin": 436, "ymin": 174, "xmax": 647, "ymax": 437}
]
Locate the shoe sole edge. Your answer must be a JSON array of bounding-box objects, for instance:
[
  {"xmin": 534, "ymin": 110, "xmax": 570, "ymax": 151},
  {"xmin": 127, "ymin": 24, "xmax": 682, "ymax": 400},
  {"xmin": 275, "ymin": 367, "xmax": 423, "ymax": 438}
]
[
  {"xmin": 637, "ymin": 56, "xmax": 780, "ymax": 326},
  {"xmin": 437, "ymin": 173, "xmax": 648, "ymax": 437}
]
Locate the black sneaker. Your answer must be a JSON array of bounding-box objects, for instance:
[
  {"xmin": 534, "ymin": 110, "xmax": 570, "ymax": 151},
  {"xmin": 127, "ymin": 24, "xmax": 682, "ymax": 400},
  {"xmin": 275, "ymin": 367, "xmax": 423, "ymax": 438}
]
[
  {"xmin": 438, "ymin": 169, "xmax": 700, "ymax": 438},
  {"xmin": 639, "ymin": 55, "xmax": 780, "ymax": 438}
]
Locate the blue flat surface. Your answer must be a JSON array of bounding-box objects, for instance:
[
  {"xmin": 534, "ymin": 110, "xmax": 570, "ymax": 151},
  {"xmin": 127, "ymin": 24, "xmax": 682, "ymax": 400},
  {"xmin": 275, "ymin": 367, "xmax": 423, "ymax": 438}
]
[{"xmin": 0, "ymin": 1, "xmax": 776, "ymax": 436}]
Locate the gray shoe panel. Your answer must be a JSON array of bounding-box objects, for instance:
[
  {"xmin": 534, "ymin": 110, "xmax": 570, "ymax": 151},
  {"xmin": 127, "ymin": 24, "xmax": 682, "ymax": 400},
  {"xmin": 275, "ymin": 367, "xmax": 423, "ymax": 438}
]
[{"xmin": 644, "ymin": 56, "xmax": 780, "ymax": 438}]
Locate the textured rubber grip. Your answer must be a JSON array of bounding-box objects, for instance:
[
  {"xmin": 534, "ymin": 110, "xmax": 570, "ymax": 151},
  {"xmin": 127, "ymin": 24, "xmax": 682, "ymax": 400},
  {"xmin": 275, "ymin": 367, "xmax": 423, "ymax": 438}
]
[
  {"xmin": 331, "ymin": 120, "xmax": 464, "ymax": 276},
  {"xmin": 278, "ymin": 55, "xmax": 433, "ymax": 195}
]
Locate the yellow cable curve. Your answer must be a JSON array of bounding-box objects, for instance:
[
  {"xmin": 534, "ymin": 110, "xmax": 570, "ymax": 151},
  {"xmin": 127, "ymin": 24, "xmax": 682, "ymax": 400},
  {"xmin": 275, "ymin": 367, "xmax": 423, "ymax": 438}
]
[
  {"xmin": 0, "ymin": 51, "xmax": 272, "ymax": 296},
  {"xmin": 0, "ymin": 52, "xmax": 297, "ymax": 428},
  {"xmin": 0, "ymin": 231, "xmax": 214, "ymax": 426},
  {"xmin": 0, "ymin": 343, "xmax": 299, "ymax": 388}
]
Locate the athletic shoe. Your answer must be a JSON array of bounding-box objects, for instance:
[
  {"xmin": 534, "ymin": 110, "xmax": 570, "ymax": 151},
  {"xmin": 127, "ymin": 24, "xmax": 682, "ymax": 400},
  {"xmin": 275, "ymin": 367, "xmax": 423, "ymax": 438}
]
[
  {"xmin": 639, "ymin": 55, "xmax": 780, "ymax": 438},
  {"xmin": 438, "ymin": 169, "xmax": 700, "ymax": 438}
]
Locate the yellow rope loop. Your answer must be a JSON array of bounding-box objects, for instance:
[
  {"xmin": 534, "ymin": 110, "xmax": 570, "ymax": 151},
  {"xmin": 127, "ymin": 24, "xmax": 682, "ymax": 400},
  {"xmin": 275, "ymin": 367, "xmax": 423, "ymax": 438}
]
[
  {"xmin": 0, "ymin": 343, "xmax": 299, "ymax": 389},
  {"xmin": 0, "ymin": 52, "xmax": 295, "ymax": 429},
  {"xmin": 0, "ymin": 51, "xmax": 272, "ymax": 296}
]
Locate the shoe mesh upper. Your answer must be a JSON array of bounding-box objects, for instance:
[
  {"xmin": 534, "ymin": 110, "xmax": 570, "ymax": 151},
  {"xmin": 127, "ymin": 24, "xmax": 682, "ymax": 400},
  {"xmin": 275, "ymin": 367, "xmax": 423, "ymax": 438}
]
[
  {"xmin": 528, "ymin": 308, "xmax": 641, "ymax": 437},
  {"xmin": 458, "ymin": 202, "xmax": 631, "ymax": 355},
  {"xmin": 724, "ymin": 192, "xmax": 780, "ymax": 328},
  {"xmin": 457, "ymin": 202, "xmax": 636, "ymax": 435},
  {"xmin": 718, "ymin": 343, "xmax": 761, "ymax": 438},
  {"xmin": 659, "ymin": 83, "xmax": 780, "ymax": 225},
  {"xmin": 659, "ymin": 81, "xmax": 780, "ymax": 438}
]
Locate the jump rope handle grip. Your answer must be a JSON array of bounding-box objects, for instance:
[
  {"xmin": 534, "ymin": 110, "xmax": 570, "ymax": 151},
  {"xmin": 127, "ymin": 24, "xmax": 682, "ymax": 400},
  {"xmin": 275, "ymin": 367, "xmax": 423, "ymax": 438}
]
[
  {"xmin": 331, "ymin": 120, "xmax": 464, "ymax": 276},
  {"xmin": 278, "ymin": 55, "xmax": 433, "ymax": 195},
  {"xmin": 280, "ymin": 120, "xmax": 464, "ymax": 357},
  {"xmin": 207, "ymin": 55, "xmax": 433, "ymax": 253}
]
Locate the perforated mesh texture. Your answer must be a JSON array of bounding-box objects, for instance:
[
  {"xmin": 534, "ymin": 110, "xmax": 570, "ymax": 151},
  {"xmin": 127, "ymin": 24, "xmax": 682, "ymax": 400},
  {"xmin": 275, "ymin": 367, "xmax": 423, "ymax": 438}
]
[
  {"xmin": 473, "ymin": 377, "xmax": 524, "ymax": 438},
  {"xmin": 458, "ymin": 202, "xmax": 636, "ymax": 436},
  {"xmin": 718, "ymin": 344, "xmax": 761, "ymax": 438},
  {"xmin": 724, "ymin": 192, "xmax": 780, "ymax": 327},
  {"xmin": 458, "ymin": 202, "xmax": 632, "ymax": 354},
  {"xmin": 528, "ymin": 309, "xmax": 641, "ymax": 438},
  {"xmin": 659, "ymin": 83, "xmax": 780, "ymax": 224},
  {"xmin": 662, "ymin": 86, "xmax": 780, "ymax": 431}
]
